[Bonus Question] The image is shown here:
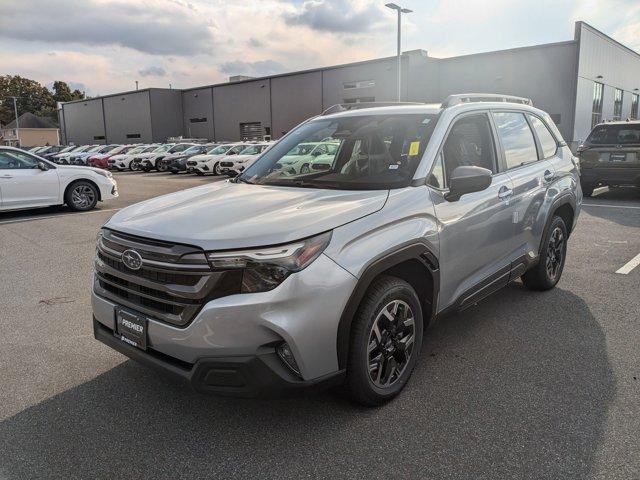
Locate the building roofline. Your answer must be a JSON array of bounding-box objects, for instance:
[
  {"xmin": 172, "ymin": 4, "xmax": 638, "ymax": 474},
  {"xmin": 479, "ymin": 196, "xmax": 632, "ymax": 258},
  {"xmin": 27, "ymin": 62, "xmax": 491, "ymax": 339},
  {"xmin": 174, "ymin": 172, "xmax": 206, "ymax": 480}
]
[
  {"xmin": 61, "ymin": 87, "xmax": 177, "ymax": 106},
  {"xmin": 181, "ymin": 52, "xmax": 419, "ymax": 92},
  {"xmin": 575, "ymin": 21, "xmax": 640, "ymax": 61},
  {"xmin": 433, "ymin": 40, "xmax": 577, "ymax": 62}
]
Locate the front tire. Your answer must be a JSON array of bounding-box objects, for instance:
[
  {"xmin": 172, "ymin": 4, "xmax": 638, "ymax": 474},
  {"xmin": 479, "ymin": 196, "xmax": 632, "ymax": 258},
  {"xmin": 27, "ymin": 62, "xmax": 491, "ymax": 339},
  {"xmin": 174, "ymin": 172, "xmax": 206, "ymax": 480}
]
[
  {"xmin": 522, "ymin": 215, "xmax": 568, "ymax": 291},
  {"xmin": 213, "ymin": 162, "xmax": 222, "ymax": 176},
  {"xmin": 65, "ymin": 181, "xmax": 99, "ymax": 212},
  {"xmin": 346, "ymin": 275, "xmax": 423, "ymax": 406}
]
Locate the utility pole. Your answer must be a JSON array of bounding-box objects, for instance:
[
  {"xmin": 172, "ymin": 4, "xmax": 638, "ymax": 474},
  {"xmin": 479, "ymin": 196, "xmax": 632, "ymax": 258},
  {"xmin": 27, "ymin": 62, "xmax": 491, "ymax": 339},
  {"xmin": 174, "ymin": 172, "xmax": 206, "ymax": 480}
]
[
  {"xmin": 135, "ymin": 80, "xmax": 139, "ymax": 91},
  {"xmin": 8, "ymin": 96, "xmax": 20, "ymax": 146},
  {"xmin": 385, "ymin": 3, "xmax": 412, "ymax": 102}
]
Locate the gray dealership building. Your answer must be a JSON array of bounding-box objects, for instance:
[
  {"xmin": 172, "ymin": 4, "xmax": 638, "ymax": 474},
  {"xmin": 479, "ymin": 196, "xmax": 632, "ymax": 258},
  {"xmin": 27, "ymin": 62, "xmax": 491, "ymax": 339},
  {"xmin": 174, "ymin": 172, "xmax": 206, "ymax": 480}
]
[{"xmin": 59, "ymin": 22, "xmax": 640, "ymax": 148}]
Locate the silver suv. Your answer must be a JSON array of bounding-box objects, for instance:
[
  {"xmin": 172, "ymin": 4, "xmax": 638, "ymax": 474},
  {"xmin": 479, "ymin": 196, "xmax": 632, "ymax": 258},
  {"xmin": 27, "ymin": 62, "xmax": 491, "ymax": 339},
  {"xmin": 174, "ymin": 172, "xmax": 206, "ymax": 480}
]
[{"xmin": 92, "ymin": 95, "xmax": 581, "ymax": 406}]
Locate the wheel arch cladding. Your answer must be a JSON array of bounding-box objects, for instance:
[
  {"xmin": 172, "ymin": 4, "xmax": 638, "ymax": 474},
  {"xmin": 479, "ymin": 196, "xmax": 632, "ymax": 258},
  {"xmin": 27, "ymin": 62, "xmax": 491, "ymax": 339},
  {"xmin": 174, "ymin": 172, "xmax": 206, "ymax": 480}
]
[
  {"xmin": 65, "ymin": 178, "xmax": 102, "ymax": 202},
  {"xmin": 537, "ymin": 194, "xmax": 575, "ymax": 256},
  {"xmin": 336, "ymin": 243, "xmax": 439, "ymax": 370}
]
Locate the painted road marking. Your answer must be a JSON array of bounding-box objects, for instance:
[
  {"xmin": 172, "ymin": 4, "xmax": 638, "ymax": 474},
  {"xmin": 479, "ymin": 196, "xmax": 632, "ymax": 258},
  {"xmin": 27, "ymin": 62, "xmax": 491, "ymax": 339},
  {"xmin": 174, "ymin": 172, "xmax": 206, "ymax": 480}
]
[
  {"xmin": 616, "ymin": 253, "xmax": 640, "ymax": 275},
  {"xmin": 582, "ymin": 203, "xmax": 640, "ymax": 210},
  {"xmin": 0, "ymin": 208, "xmax": 120, "ymax": 226}
]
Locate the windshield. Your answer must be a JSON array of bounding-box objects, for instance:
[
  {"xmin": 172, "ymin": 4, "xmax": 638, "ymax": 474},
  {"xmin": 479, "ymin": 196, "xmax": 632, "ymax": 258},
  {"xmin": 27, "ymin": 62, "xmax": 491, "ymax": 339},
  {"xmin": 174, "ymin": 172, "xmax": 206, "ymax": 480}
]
[
  {"xmin": 208, "ymin": 145, "xmax": 230, "ymax": 154},
  {"xmin": 183, "ymin": 145, "xmax": 203, "ymax": 154},
  {"xmin": 169, "ymin": 144, "xmax": 192, "ymax": 153},
  {"xmin": 153, "ymin": 145, "xmax": 173, "ymax": 153},
  {"xmin": 587, "ymin": 124, "xmax": 640, "ymax": 145},
  {"xmin": 127, "ymin": 146, "xmax": 145, "ymax": 155},
  {"xmin": 60, "ymin": 146, "xmax": 75, "ymax": 153},
  {"xmin": 239, "ymin": 114, "xmax": 438, "ymax": 190},
  {"xmin": 239, "ymin": 144, "xmax": 268, "ymax": 155}
]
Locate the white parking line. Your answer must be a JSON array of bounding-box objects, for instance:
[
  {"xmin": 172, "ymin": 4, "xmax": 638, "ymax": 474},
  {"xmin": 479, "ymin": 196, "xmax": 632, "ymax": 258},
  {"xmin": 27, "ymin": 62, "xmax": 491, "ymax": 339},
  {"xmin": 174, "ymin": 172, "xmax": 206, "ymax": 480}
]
[
  {"xmin": 0, "ymin": 208, "xmax": 120, "ymax": 226},
  {"xmin": 582, "ymin": 203, "xmax": 640, "ymax": 210},
  {"xmin": 616, "ymin": 253, "xmax": 640, "ymax": 275}
]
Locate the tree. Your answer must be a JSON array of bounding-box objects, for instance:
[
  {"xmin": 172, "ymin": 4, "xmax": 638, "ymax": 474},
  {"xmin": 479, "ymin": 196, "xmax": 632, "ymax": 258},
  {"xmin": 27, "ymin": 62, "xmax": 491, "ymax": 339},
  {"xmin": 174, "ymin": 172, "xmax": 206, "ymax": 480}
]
[
  {"xmin": 52, "ymin": 80, "xmax": 85, "ymax": 104},
  {"xmin": 0, "ymin": 75, "xmax": 55, "ymax": 126}
]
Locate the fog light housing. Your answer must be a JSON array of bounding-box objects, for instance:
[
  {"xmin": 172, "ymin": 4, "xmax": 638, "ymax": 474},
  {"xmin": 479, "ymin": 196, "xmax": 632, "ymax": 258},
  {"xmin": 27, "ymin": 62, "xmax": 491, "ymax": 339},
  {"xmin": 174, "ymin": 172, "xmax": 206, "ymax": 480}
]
[{"xmin": 276, "ymin": 343, "xmax": 301, "ymax": 376}]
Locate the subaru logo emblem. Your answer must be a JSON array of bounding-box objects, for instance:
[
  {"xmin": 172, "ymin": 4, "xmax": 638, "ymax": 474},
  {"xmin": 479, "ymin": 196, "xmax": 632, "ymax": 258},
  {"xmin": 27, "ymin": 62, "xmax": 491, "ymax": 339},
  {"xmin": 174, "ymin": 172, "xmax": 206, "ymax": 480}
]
[{"xmin": 122, "ymin": 249, "xmax": 143, "ymax": 271}]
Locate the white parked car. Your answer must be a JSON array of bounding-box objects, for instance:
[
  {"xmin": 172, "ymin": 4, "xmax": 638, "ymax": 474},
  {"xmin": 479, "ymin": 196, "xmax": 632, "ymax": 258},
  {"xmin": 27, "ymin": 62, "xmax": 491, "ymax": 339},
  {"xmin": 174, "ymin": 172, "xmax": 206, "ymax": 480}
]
[
  {"xmin": 53, "ymin": 145, "xmax": 97, "ymax": 164},
  {"xmin": 109, "ymin": 145, "xmax": 159, "ymax": 171},
  {"xmin": 219, "ymin": 143, "xmax": 272, "ymax": 176},
  {"xmin": 0, "ymin": 147, "xmax": 118, "ymax": 212},
  {"xmin": 130, "ymin": 144, "xmax": 175, "ymax": 171},
  {"xmin": 186, "ymin": 143, "xmax": 246, "ymax": 175}
]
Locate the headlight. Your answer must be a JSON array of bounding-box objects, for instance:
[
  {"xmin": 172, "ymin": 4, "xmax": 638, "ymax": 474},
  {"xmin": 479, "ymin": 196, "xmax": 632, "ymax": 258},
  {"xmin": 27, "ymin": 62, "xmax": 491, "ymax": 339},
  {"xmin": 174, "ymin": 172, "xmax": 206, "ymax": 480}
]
[{"xmin": 206, "ymin": 231, "xmax": 332, "ymax": 293}]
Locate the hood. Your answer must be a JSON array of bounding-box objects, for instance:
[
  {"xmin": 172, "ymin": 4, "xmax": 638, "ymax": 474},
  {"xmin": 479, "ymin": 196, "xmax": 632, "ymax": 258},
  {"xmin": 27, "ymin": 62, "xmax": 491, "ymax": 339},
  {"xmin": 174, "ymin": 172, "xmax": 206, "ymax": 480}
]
[
  {"xmin": 189, "ymin": 154, "xmax": 210, "ymax": 162},
  {"xmin": 57, "ymin": 164, "xmax": 105, "ymax": 174},
  {"xmin": 105, "ymin": 181, "xmax": 388, "ymax": 250},
  {"xmin": 231, "ymin": 154, "xmax": 256, "ymax": 163}
]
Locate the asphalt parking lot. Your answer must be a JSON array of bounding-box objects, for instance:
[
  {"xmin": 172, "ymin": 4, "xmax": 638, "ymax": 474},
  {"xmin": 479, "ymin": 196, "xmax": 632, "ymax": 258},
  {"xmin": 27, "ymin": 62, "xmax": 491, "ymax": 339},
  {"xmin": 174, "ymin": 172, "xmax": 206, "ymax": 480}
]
[{"xmin": 0, "ymin": 174, "xmax": 638, "ymax": 479}]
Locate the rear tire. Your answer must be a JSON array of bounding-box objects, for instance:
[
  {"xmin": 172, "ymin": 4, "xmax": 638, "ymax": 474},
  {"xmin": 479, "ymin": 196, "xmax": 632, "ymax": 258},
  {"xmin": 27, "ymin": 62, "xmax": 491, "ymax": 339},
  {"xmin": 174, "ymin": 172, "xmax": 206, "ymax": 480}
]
[
  {"xmin": 522, "ymin": 215, "xmax": 568, "ymax": 291},
  {"xmin": 65, "ymin": 181, "xmax": 99, "ymax": 212},
  {"xmin": 346, "ymin": 275, "xmax": 423, "ymax": 407}
]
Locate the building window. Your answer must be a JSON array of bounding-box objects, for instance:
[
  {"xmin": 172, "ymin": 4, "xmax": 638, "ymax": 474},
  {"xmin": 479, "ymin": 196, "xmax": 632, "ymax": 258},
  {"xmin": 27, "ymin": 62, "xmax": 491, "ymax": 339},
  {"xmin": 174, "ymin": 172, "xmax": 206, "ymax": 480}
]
[
  {"xmin": 343, "ymin": 80, "xmax": 375, "ymax": 90},
  {"xmin": 190, "ymin": 117, "xmax": 207, "ymax": 123},
  {"xmin": 591, "ymin": 82, "xmax": 604, "ymax": 127},
  {"xmin": 613, "ymin": 88, "xmax": 623, "ymax": 121},
  {"xmin": 344, "ymin": 96, "xmax": 375, "ymax": 104},
  {"xmin": 126, "ymin": 133, "xmax": 141, "ymax": 139},
  {"xmin": 631, "ymin": 94, "xmax": 639, "ymax": 120},
  {"xmin": 93, "ymin": 135, "xmax": 105, "ymax": 140},
  {"xmin": 240, "ymin": 122, "xmax": 263, "ymax": 140}
]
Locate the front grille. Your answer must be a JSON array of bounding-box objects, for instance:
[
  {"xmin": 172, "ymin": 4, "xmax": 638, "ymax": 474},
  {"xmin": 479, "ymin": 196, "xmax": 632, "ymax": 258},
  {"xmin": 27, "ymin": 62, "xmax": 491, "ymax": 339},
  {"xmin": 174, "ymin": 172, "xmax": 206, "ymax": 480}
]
[
  {"xmin": 312, "ymin": 163, "xmax": 330, "ymax": 171},
  {"xmin": 221, "ymin": 162, "xmax": 233, "ymax": 167},
  {"xmin": 186, "ymin": 161, "xmax": 197, "ymax": 167},
  {"xmin": 94, "ymin": 229, "xmax": 242, "ymax": 327}
]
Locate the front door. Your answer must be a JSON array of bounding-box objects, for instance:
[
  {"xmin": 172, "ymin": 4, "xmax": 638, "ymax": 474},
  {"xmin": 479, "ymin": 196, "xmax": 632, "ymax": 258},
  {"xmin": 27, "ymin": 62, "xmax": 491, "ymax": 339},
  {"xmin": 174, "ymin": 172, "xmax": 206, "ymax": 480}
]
[
  {"xmin": 0, "ymin": 150, "xmax": 60, "ymax": 210},
  {"xmin": 427, "ymin": 112, "xmax": 519, "ymax": 311}
]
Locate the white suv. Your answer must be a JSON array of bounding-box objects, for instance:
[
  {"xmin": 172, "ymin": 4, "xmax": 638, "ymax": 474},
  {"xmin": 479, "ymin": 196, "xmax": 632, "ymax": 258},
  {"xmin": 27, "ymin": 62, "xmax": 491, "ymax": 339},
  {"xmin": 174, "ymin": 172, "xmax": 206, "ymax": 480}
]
[
  {"xmin": 0, "ymin": 147, "xmax": 118, "ymax": 212},
  {"xmin": 186, "ymin": 143, "xmax": 246, "ymax": 176},
  {"xmin": 219, "ymin": 143, "xmax": 272, "ymax": 176}
]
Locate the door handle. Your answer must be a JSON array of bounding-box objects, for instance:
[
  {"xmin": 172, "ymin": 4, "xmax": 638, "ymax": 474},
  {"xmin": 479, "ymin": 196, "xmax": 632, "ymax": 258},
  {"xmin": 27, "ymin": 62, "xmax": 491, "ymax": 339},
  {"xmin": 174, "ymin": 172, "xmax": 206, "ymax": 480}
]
[
  {"xmin": 543, "ymin": 170, "xmax": 555, "ymax": 182},
  {"xmin": 498, "ymin": 186, "xmax": 513, "ymax": 200},
  {"xmin": 0, "ymin": 174, "xmax": 13, "ymax": 179}
]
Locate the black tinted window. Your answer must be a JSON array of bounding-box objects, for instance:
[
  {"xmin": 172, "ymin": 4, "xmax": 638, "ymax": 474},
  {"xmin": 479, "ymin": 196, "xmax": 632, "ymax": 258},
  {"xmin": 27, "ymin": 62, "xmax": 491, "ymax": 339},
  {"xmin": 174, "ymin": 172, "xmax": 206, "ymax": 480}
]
[
  {"xmin": 529, "ymin": 115, "xmax": 557, "ymax": 158},
  {"xmin": 493, "ymin": 112, "xmax": 538, "ymax": 169},
  {"xmin": 587, "ymin": 124, "xmax": 640, "ymax": 145}
]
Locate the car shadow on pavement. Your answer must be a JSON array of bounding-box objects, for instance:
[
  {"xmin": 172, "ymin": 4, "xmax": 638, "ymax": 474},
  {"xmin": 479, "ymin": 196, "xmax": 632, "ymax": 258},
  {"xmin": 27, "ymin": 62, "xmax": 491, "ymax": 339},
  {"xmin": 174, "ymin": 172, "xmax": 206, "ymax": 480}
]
[
  {"xmin": 0, "ymin": 283, "xmax": 614, "ymax": 479},
  {"xmin": 583, "ymin": 187, "xmax": 640, "ymax": 228}
]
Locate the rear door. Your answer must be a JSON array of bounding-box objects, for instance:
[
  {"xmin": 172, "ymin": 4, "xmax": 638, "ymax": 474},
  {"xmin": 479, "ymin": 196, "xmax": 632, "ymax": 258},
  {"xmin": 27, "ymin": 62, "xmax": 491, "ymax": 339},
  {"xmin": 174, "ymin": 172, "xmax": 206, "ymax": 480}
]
[
  {"xmin": 492, "ymin": 111, "xmax": 556, "ymax": 263},
  {"xmin": 0, "ymin": 150, "xmax": 60, "ymax": 210},
  {"xmin": 428, "ymin": 112, "xmax": 518, "ymax": 311}
]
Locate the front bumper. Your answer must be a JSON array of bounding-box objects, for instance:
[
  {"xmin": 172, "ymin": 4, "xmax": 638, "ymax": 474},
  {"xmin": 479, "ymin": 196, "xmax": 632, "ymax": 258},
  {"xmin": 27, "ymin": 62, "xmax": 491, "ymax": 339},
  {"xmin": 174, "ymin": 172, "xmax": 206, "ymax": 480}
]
[
  {"xmin": 92, "ymin": 253, "xmax": 357, "ymax": 394},
  {"xmin": 94, "ymin": 318, "xmax": 344, "ymax": 397},
  {"xmin": 98, "ymin": 177, "xmax": 119, "ymax": 200}
]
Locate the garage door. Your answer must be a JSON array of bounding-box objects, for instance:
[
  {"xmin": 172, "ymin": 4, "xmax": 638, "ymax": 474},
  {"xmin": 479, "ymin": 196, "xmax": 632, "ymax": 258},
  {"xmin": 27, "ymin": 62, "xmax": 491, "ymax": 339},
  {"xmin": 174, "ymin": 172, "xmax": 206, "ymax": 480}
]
[{"xmin": 240, "ymin": 122, "xmax": 263, "ymax": 140}]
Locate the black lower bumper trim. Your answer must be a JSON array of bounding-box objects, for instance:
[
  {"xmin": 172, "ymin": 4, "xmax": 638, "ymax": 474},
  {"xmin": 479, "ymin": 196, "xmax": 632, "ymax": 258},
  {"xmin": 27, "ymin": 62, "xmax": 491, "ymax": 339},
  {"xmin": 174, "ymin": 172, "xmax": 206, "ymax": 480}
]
[{"xmin": 93, "ymin": 318, "xmax": 345, "ymax": 398}]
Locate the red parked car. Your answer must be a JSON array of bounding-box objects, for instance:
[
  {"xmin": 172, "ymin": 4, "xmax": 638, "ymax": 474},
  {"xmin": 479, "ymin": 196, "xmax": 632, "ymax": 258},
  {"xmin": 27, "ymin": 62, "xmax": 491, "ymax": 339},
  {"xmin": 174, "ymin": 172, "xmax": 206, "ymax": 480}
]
[{"xmin": 89, "ymin": 145, "xmax": 136, "ymax": 169}]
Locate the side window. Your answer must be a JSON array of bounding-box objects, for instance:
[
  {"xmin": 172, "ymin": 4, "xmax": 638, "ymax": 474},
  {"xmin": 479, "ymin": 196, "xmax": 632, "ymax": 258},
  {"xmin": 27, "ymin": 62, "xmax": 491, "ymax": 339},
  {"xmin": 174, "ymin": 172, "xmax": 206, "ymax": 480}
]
[
  {"xmin": 493, "ymin": 112, "xmax": 538, "ymax": 169},
  {"xmin": 0, "ymin": 151, "xmax": 39, "ymax": 169},
  {"xmin": 528, "ymin": 115, "xmax": 558, "ymax": 158},
  {"xmin": 437, "ymin": 113, "xmax": 496, "ymax": 187}
]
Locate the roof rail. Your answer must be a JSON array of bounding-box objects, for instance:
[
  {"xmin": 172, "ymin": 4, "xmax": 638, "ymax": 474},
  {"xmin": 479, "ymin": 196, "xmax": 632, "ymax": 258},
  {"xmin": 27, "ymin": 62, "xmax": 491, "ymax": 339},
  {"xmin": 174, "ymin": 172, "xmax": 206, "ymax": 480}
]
[
  {"xmin": 441, "ymin": 93, "xmax": 533, "ymax": 108},
  {"xmin": 321, "ymin": 102, "xmax": 424, "ymax": 116}
]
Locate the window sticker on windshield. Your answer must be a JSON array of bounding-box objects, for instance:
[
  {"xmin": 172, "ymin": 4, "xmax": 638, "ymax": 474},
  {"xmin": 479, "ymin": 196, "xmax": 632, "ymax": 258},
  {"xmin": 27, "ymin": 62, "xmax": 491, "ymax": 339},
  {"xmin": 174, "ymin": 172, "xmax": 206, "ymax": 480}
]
[{"xmin": 409, "ymin": 141, "xmax": 420, "ymax": 156}]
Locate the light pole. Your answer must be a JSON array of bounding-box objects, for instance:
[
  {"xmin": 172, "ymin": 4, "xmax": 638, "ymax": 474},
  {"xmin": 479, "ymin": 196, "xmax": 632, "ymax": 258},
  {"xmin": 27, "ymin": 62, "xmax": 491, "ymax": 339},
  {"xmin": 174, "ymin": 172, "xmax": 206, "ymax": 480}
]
[
  {"xmin": 135, "ymin": 80, "xmax": 139, "ymax": 91},
  {"xmin": 2, "ymin": 96, "xmax": 20, "ymax": 146},
  {"xmin": 385, "ymin": 3, "xmax": 412, "ymax": 102}
]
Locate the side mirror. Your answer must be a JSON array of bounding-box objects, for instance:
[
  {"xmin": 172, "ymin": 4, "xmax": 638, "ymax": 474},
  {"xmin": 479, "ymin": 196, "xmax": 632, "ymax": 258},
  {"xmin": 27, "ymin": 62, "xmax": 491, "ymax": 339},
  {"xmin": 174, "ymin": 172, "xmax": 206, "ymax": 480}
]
[
  {"xmin": 37, "ymin": 161, "xmax": 50, "ymax": 171},
  {"xmin": 445, "ymin": 166, "xmax": 492, "ymax": 202}
]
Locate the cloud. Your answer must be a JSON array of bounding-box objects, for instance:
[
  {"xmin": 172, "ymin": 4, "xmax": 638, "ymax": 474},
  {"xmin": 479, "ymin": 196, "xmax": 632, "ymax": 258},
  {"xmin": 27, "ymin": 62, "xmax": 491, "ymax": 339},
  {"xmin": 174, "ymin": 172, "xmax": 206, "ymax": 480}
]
[
  {"xmin": 284, "ymin": 0, "xmax": 389, "ymax": 33},
  {"xmin": 218, "ymin": 59, "xmax": 287, "ymax": 77},
  {"xmin": 248, "ymin": 37, "xmax": 264, "ymax": 48},
  {"xmin": 138, "ymin": 66, "xmax": 167, "ymax": 77},
  {"xmin": 0, "ymin": 0, "xmax": 214, "ymax": 55}
]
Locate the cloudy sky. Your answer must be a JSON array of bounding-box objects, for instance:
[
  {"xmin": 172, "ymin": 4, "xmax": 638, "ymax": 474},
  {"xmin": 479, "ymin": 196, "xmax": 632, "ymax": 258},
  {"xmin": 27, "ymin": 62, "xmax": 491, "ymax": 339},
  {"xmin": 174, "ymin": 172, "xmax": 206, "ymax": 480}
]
[{"xmin": 1, "ymin": 0, "xmax": 639, "ymax": 96}]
